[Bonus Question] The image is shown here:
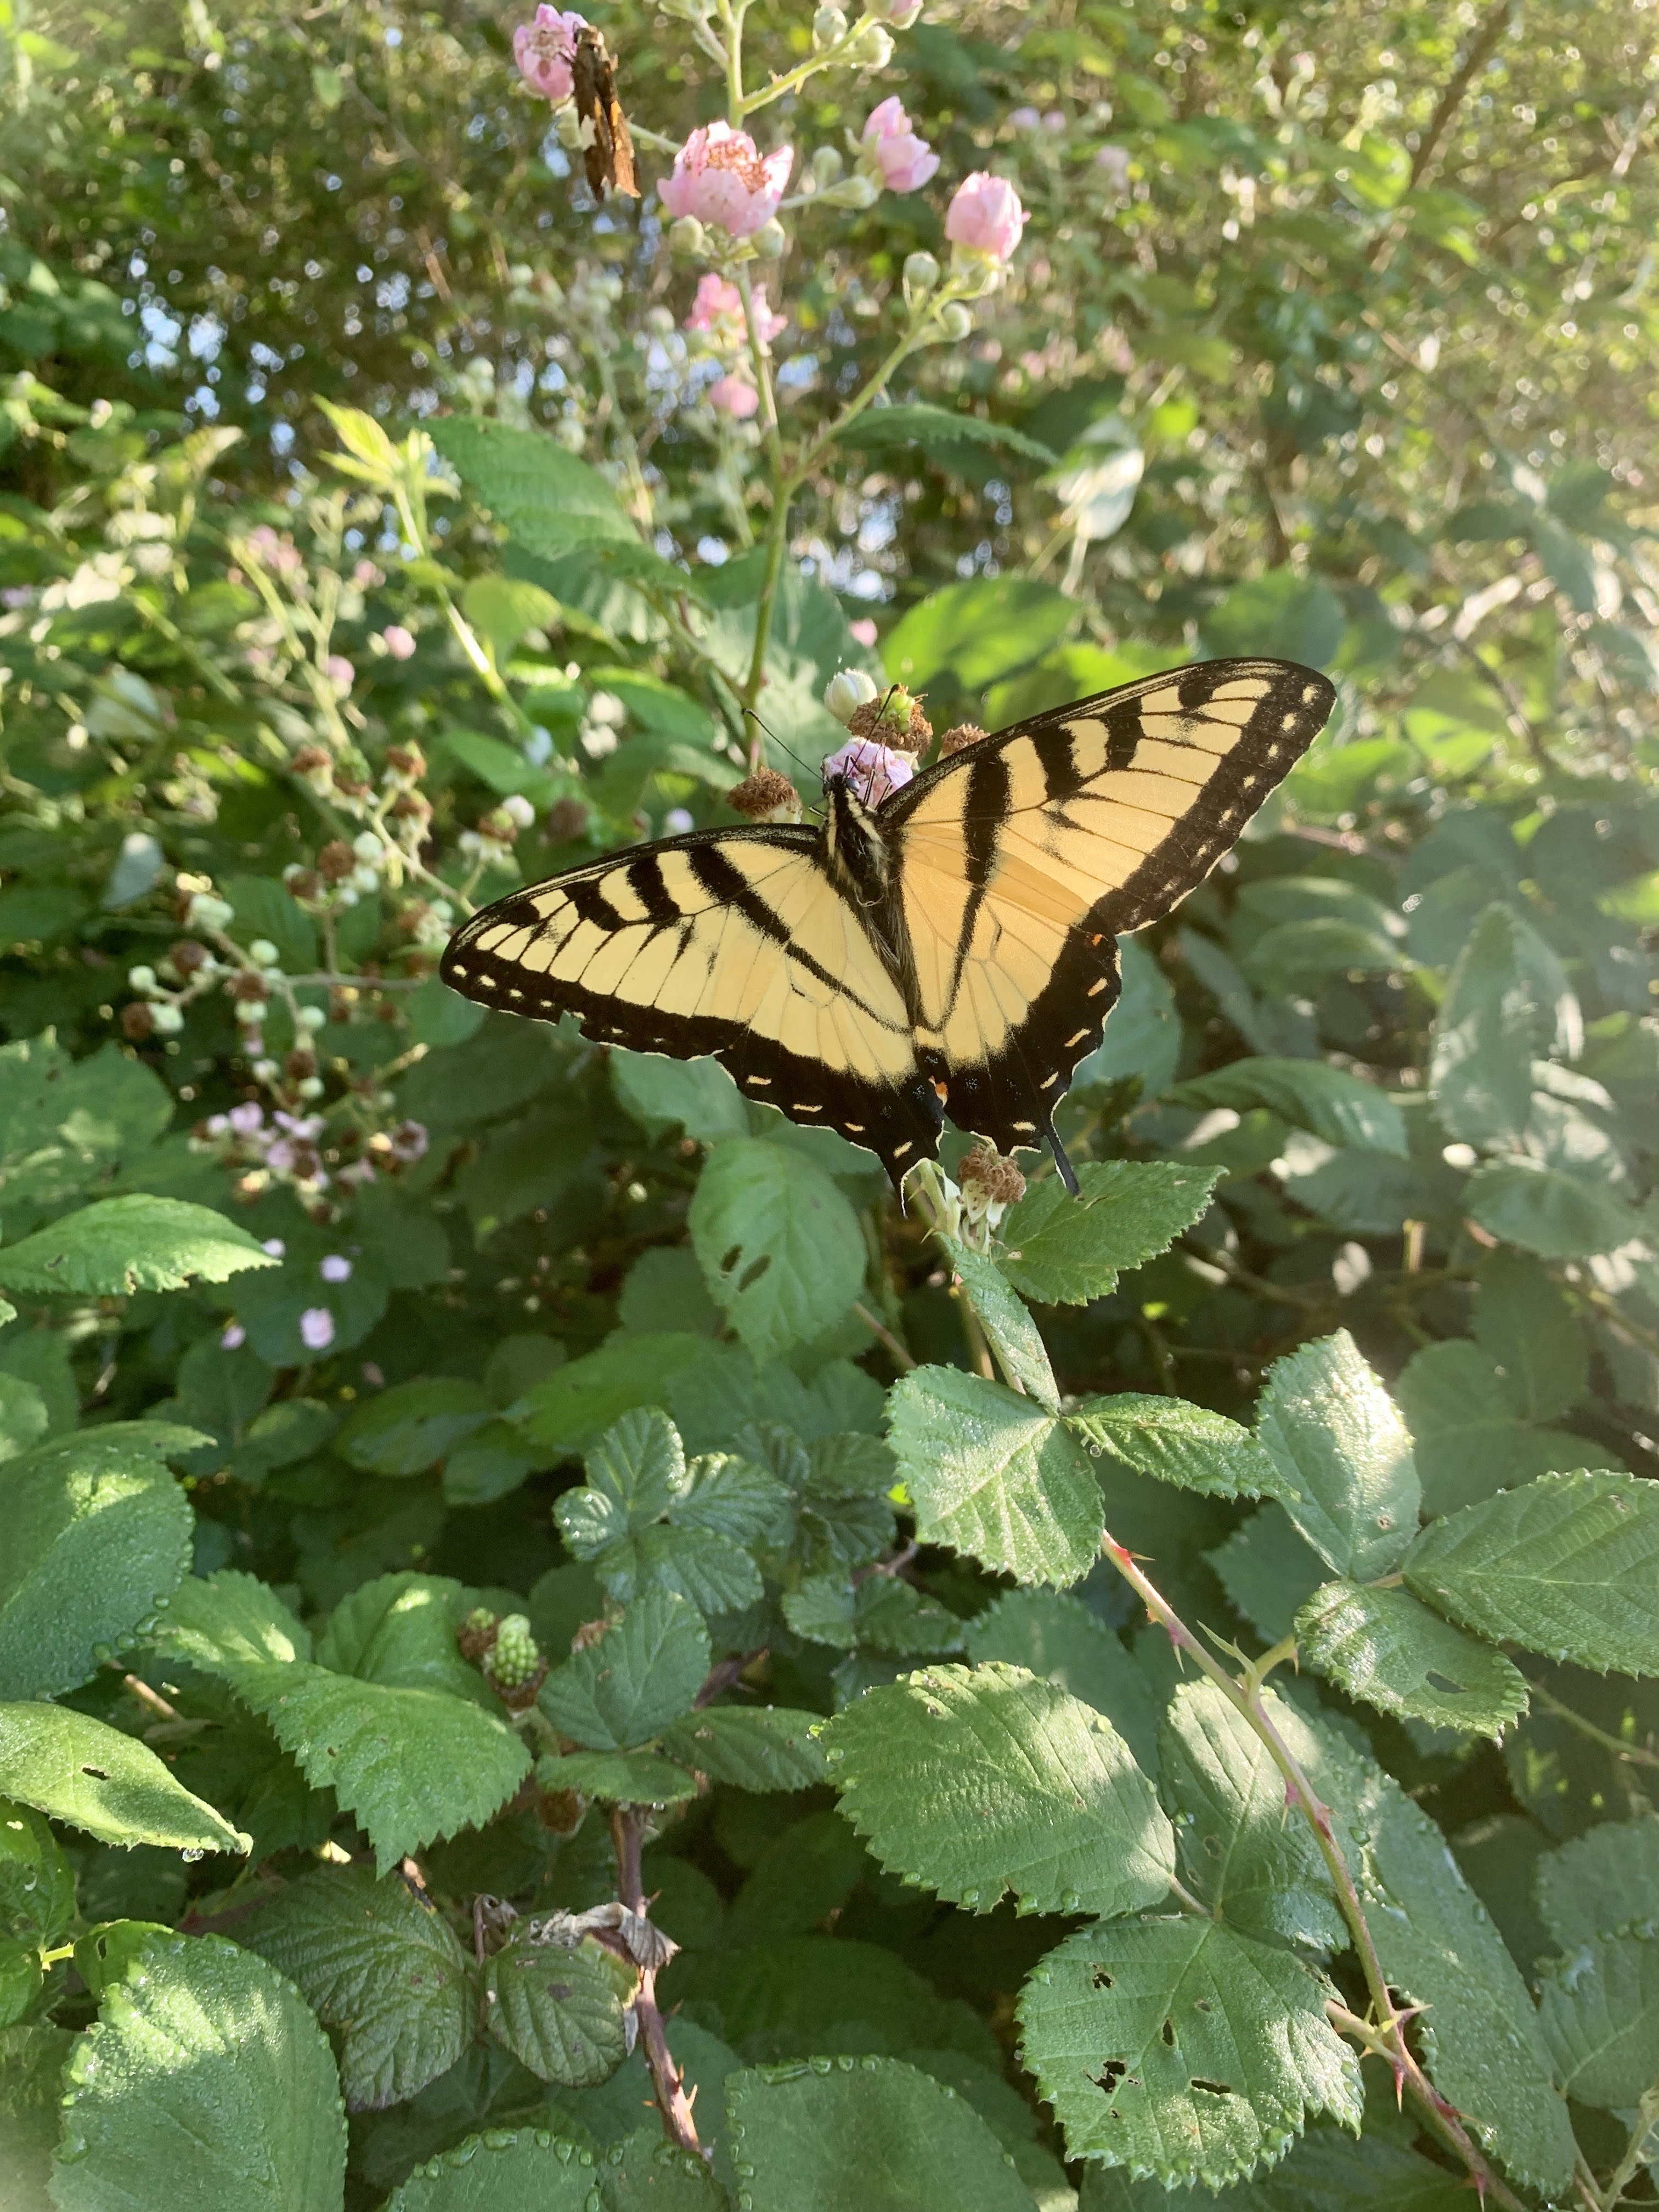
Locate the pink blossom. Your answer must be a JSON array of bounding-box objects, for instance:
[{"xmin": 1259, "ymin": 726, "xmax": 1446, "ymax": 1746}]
[
  {"xmin": 246, "ymin": 525, "xmax": 303, "ymax": 577},
  {"xmin": 849, "ymin": 617, "xmax": 879, "ymax": 648},
  {"xmin": 389, "ymin": 1120, "xmax": 429, "ymax": 1164},
  {"xmin": 861, "ymin": 98, "xmax": 939, "ymax": 194},
  {"xmin": 320, "ymin": 1254, "xmax": 353, "ymax": 1283},
  {"xmin": 220, "ymin": 1323, "xmax": 246, "ymax": 1350},
  {"xmin": 299, "ymin": 1306, "xmax": 336, "ymax": 1353},
  {"xmin": 321, "ymin": 654, "xmax": 354, "ymax": 694},
  {"xmin": 513, "ymin": 6, "xmax": 586, "ymax": 103},
  {"xmin": 879, "ymin": 0, "xmax": 923, "ymax": 22},
  {"xmin": 685, "ymin": 273, "xmax": 785, "ymax": 347},
  {"xmin": 658, "ymin": 123, "xmax": 793, "ymax": 240},
  {"xmin": 709, "ymin": 375, "xmax": 760, "ymax": 419},
  {"xmin": 381, "ymin": 624, "xmax": 416, "ymax": 660},
  {"xmin": 228, "ymin": 1102, "xmax": 265, "ymax": 1138},
  {"xmin": 339, "ymin": 1157, "xmax": 377, "ymax": 1187},
  {"xmin": 945, "ymin": 172, "xmax": 1026, "ymax": 264},
  {"xmin": 1042, "ymin": 109, "xmax": 1066, "ymax": 131},
  {"xmin": 823, "ymin": 737, "xmax": 915, "ymax": 806},
  {"xmin": 352, "ymin": 559, "xmax": 386, "ymax": 589}
]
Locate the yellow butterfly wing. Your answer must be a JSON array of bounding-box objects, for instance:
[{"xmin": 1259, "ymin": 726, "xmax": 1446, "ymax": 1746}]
[
  {"xmin": 440, "ymin": 826, "xmax": 945, "ymax": 1180},
  {"xmin": 886, "ymin": 657, "xmax": 1336, "ymax": 1163}
]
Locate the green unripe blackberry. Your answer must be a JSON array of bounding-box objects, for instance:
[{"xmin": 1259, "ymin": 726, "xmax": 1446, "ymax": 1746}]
[{"xmin": 489, "ymin": 1615, "xmax": 541, "ymax": 1691}]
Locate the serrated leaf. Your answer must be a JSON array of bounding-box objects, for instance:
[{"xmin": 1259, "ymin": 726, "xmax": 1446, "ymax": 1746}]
[
  {"xmin": 659, "ymin": 1706, "xmax": 829, "ymax": 1791},
  {"xmin": 52, "ymin": 1932, "xmax": 346, "ymax": 2212},
  {"xmin": 1256, "ymin": 1332, "xmax": 1419, "ymax": 1579},
  {"xmin": 723, "ymin": 2054, "xmax": 1039, "ymax": 2212},
  {"xmin": 1474, "ymin": 1251, "xmax": 1588, "ymax": 1424},
  {"xmin": 834, "ymin": 399, "xmax": 1058, "ymax": 465},
  {"xmin": 1429, "ymin": 902, "xmax": 1579, "ymax": 1148},
  {"xmin": 0, "ymin": 1797, "xmax": 76, "ymax": 1945},
  {"xmin": 1534, "ymin": 1817, "xmax": 1659, "ymax": 1950},
  {"xmin": 382, "ymin": 2129, "xmax": 611, "ymax": 2210},
  {"xmin": 689, "ymin": 1139, "xmax": 867, "ymax": 1363},
  {"xmin": 1295, "ymin": 1581, "xmax": 1528, "ymax": 1739},
  {"xmin": 557, "ymin": 1407, "xmax": 687, "ymax": 1556},
  {"xmin": 535, "ymin": 1750, "xmax": 698, "ymax": 1804},
  {"xmin": 317, "ymin": 1572, "xmax": 496, "ymax": 1706},
  {"xmin": 1077, "ymin": 2126, "xmax": 1473, "ymax": 2210},
  {"xmin": 0, "ymin": 1425, "xmax": 193, "ymax": 1699},
  {"xmin": 230, "ymin": 1664, "xmax": 530, "ymax": 1871},
  {"xmin": 663, "ymin": 1929, "xmax": 992, "ymax": 2066},
  {"xmin": 0, "ymin": 2021, "xmax": 75, "ymax": 2208},
  {"xmin": 963, "ymin": 1588, "xmax": 1160, "ymax": 1776},
  {"xmin": 537, "ymin": 1588, "xmax": 710, "ymax": 1750},
  {"xmin": 509, "ymin": 1333, "xmax": 710, "ymax": 1459},
  {"xmin": 781, "ymin": 1571, "xmax": 964, "ymax": 1656},
  {"xmin": 238, "ymin": 1865, "xmax": 472, "ymax": 2109},
  {"xmin": 940, "ymin": 1239, "xmax": 1059, "ymax": 1409},
  {"xmin": 1017, "ymin": 1916, "xmax": 1361, "ymax": 2186},
  {"xmin": 997, "ymin": 1161, "xmax": 1221, "ymax": 1306},
  {"xmin": 1537, "ymin": 1932, "xmax": 1659, "ymax": 2108},
  {"xmin": 337, "ymin": 1378, "xmax": 494, "ymax": 1476},
  {"xmin": 1070, "ymin": 1394, "xmax": 1287, "ymax": 1502},
  {"xmin": 1166, "ymin": 1057, "xmax": 1407, "ymax": 1158},
  {"xmin": 0, "ymin": 1703, "xmax": 247, "ymax": 1852},
  {"xmin": 887, "ymin": 1367, "xmax": 1102, "ymax": 1587},
  {"xmin": 823, "ymin": 1661, "xmax": 1174, "ymax": 1918},
  {"xmin": 1394, "ymin": 1339, "xmax": 1620, "ymax": 1516},
  {"xmin": 0, "ymin": 1194, "xmax": 276, "ymax": 1296},
  {"xmin": 72, "ymin": 1920, "xmax": 172, "ymax": 2000},
  {"xmin": 670, "ymin": 1452, "xmax": 792, "ymax": 1542},
  {"xmin": 610, "ymin": 1049, "xmax": 749, "ymax": 1146},
  {"xmin": 152, "ymin": 1569, "xmax": 312, "ymax": 1672},
  {"xmin": 1208, "ymin": 1506, "xmax": 1330, "ymax": 1645},
  {"xmin": 486, "ymin": 1930, "xmax": 630, "ymax": 2085},
  {"xmin": 1160, "ymin": 1684, "xmax": 1345, "ymax": 1953},
  {"xmin": 1403, "ymin": 1470, "xmax": 1659, "ymax": 1674},
  {"xmin": 1463, "ymin": 1159, "xmax": 1641, "ymax": 1261},
  {"xmin": 804, "ymin": 1433, "xmax": 895, "ymax": 1500},
  {"xmin": 596, "ymin": 1523, "xmax": 763, "ymax": 1615}
]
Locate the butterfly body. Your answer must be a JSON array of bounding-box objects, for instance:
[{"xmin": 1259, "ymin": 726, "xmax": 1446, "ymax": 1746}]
[{"xmin": 440, "ymin": 657, "xmax": 1335, "ymax": 1192}]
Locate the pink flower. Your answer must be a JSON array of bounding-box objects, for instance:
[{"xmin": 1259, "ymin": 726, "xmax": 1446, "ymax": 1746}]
[
  {"xmin": 822, "ymin": 737, "xmax": 915, "ymax": 806},
  {"xmin": 389, "ymin": 1120, "xmax": 429, "ymax": 1164},
  {"xmin": 945, "ymin": 172, "xmax": 1026, "ymax": 264},
  {"xmin": 849, "ymin": 617, "xmax": 879, "ymax": 648},
  {"xmin": 321, "ymin": 654, "xmax": 354, "ymax": 694},
  {"xmin": 381, "ymin": 624, "xmax": 416, "ymax": 660},
  {"xmin": 220, "ymin": 1323, "xmax": 246, "ymax": 1350},
  {"xmin": 298, "ymin": 1306, "xmax": 336, "ymax": 1353},
  {"xmin": 513, "ymin": 6, "xmax": 586, "ymax": 103},
  {"xmin": 879, "ymin": 0, "xmax": 923, "ymax": 22},
  {"xmin": 658, "ymin": 123, "xmax": 793, "ymax": 240},
  {"xmin": 685, "ymin": 273, "xmax": 785, "ymax": 347},
  {"xmin": 228, "ymin": 1102, "xmax": 264, "ymax": 1138},
  {"xmin": 709, "ymin": 375, "xmax": 760, "ymax": 419},
  {"xmin": 861, "ymin": 98, "xmax": 939, "ymax": 194},
  {"xmin": 1096, "ymin": 145, "xmax": 1131, "ymax": 189},
  {"xmin": 320, "ymin": 1254, "xmax": 353, "ymax": 1283}
]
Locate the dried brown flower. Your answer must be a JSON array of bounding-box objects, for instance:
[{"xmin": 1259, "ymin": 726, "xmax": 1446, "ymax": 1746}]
[
  {"xmin": 726, "ymin": 767, "xmax": 802, "ymax": 822},
  {"xmin": 940, "ymin": 722, "xmax": 988, "ymax": 757}
]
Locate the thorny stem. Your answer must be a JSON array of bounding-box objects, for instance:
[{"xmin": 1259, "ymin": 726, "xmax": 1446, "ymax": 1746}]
[
  {"xmin": 609, "ymin": 1805, "xmax": 706, "ymax": 2161},
  {"xmin": 1097, "ymin": 1528, "xmax": 1527, "ymax": 2212}
]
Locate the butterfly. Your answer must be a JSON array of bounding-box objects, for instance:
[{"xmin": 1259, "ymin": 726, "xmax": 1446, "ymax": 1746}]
[
  {"xmin": 571, "ymin": 26, "xmax": 638, "ymax": 201},
  {"xmin": 440, "ymin": 657, "xmax": 1335, "ymax": 1193}
]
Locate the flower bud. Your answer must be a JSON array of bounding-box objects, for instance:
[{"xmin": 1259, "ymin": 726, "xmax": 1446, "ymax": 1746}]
[
  {"xmin": 828, "ymin": 170, "xmax": 880, "ymax": 210},
  {"xmin": 252, "ymin": 1056, "xmax": 280, "ymax": 1081},
  {"xmin": 127, "ymin": 964, "xmax": 158, "ymax": 995},
  {"xmin": 503, "ymin": 793, "xmax": 537, "ymax": 829},
  {"xmin": 318, "ymin": 840, "xmax": 357, "ymax": 882},
  {"xmin": 668, "ymin": 215, "xmax": 707, "ymax": 256},
  {"xmin": 249, "ymin": 938, "xmax": 281, "ymax": 968},
  {"xmin": 812, "ymin": 3, "xmax": 848, "ymax": 47},
  {"xmin": 121, "ymin": 1002, "xmax": 155, "ymax": 1041},
  {"xmin": 812, "ymin": 144, "xmax": 845, "ymax": 190},
  {"xmin": 296, "ymin": 1076, "xmax": 325, "ymax": 1100},
  {"xmin": 881, "ymin": 0, "xmax": 923, "ymax": 23},
  {"xmin": 185, "ymin": 891, "xmax": 234, "ymax": 933},
  {"xmin": 848, "ymin": 20, "xmax": 894, "ymax": 65},
  {"xmin": 902, "ymin": 249, "xmax": 940, "ymax": 294},
  {"xmin": 297, "ymin": 1005, "xmax": 328, "ymax": 1031},
  {"xmin": 825, "ymin": 668, "xmax": 880, "ymax": 725},
  {"xmin": 751, "ymin": 218, "xmax": 787, "ymax": 259},
  {"xmin": 554, "ymin": 100, "xmax": 586, "ymax": 150},
  {"xmin": 149, "ymin": 1003, "xmax": 184, "ymax": 1036},
  {"xmin": 352, "ymin": 831, "xmax": 382, "ymax": 863},
  {"xmin": 725, "ymin": 768, "xmax": 802, "ymax": 823},
  {"xmin": 938, "ymin": 300, "xmax": 973, "ymax": 341}
]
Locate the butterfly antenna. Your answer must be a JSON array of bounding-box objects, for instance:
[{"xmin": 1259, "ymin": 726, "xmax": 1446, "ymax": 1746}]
[{"xmin": 742, "ymin": 708, "xmax": 821, "ymax": 784}]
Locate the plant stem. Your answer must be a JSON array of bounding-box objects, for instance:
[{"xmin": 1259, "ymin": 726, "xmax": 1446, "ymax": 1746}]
[
  {"xmin": 1522, "ymin": 1675, "xmax": 1659, "ymax": 1773},
  {"xmin": 853, "ymin": 1298, "xmax": 917, "ymax": 1370},
  {"xmin": 609, "ymin": 1805, "xmax": 706, "ymax": 2160}
]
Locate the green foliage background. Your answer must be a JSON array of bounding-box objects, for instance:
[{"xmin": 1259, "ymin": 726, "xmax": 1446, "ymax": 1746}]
[{"xmin": 2, "ymin": 0, "xmax": 1659, "ymax": 2207}]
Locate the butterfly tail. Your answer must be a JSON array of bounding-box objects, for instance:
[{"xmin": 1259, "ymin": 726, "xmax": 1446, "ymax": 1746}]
[{"xmin": 1045, "ymin": 1126, "xmax": 1081, "ymax": 1197}]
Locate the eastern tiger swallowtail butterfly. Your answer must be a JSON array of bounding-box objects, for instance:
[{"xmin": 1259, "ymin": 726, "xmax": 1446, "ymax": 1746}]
[{"xmin": 440, "ymin": 657, "xmax": 1335, "ymax": 1193}]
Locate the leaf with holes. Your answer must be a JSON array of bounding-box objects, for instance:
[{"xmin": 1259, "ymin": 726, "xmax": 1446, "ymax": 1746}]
[
  {"xmin": 997, "ymin": 1161, "xmax": 1221, "ymax": 1306},
  {"xmin": 0, "ymin": 1703, "xmax": 247, "ymax": 1853},
  {"xmin": 485, "ymin": 1931, "xmax": 631, "ymax": 2085},
  {"xmin": 1295, "ymin": 1581, "xmax": 1528, "ymax": 1739},
  {"xmin": 689, "ymin": 1138, "xmax": 867, "ymax": 1363},
  {"xmin": 537, "ymin": 1588, "xmax": 710, "ymax": 1750},
  {"xmin": 822, "ymin": 1661, "xmax": 1173, "ymax": 1918},
  {"xmin": 1017, "ymin": 1915, "xmax": 1361, "ymax": 2187},
  {"xmin": 1255, "ymin": 1332, "xmax": 1419, "ymax": 1579},
  {"xmin": 887, "ymin": 1367, "xmax": 1102, "ymax": 1587}
]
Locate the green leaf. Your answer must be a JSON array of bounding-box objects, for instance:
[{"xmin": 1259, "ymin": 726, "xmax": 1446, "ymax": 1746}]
[
  {"xmin": 1294, "ymin": 1580, "xmax": 1528, "ymax": 1739},
  {"xmin": 0, "ymin": 1702, "xmax": 247, "ymax": 1852},
  {"xmin": 822, "ymin": 1661, "xmax": 1175, "ymax": 1918},
  {"xmin": 724, "ymin": 2055, "xmax": 1040, "ymax": 2212},
  {"xmin": 1166, "ymin": 1059, "xmax": 1407, "ymax": 1159},
  {"xmin": 537, "ymin": 1589, "xmax": 710, "ymax": 1751},
  {"xmin": 535, "ymin": 1750, "xmax": 698, "ymax": 1804},
  {"xmin": 0, "ymin": 2023, "xmax": 75, "ymax": 2210},
  {"xmin": 73, "ymin": 1920, "xmax": 172, "ymax": 2000},
  {"xmin": 1201, "ymin": 566, "xmax": 1344, "ymax": 669},
  {"xmin": 884, "ymin": 576, "xmax": 1076, "ymax": 693},
  {"xmin": 1069, "ymin": 936, "xmax": 1183, "ymax": 1100},
  {"xmin": 610, "ymin": 1049, "xmax": 749, "ymax": 1146},
  {"xmin": 834, "ymin": 400, "xmax": 1058, "ymax": 465},
  {"xmin": 485, "ymin": 1931, "xmax": 630, "ymax": 2085},
  {"xmin": 316, "ymin": 1572, "xmax": 496, "ymax": 1706},
  {"xmin": 0, "ymin": 1372, "xmax": 48, "ymax": 1461},
  {"xmin": 510, "ymin": 1334, "xmax": 710, "ymax": 1459},
  {"xmin": 230, "ymin": 1664, "xmax": 530, "ymax": 1871},
  {"xmin": 670, "ymin": 1451, "xmax": 793, "ymax": 1543},
  {"xmin": 152, "ymin": 1568, "xmax": 312, "ymax": 1672},
  {"xmin": 238, "ymin": 1864, "xmax": 472, "ymax": 2109},
  {"xmin": 1160, "ymin": 1685, "xmax": 1344, "ymax": 1953},
  {"xmin": 0, "ymin": 1032, "xmax": 171, "ymax": 1229},
  {"xmin": 52, "ymin": 1932, "xmax": 346, "ymax": 2212},
  {"xmin": 1255, "ymin": 1332, "xmax": 1420, "ymax": 1579},
  {"xmin": 1537, "ymin": 1933, "xmax": 1659, "ymax": 2108},
  {"xmin": 1534, "ymin": 1817, "xmax": 1659, "ymax": 1950},
  {"xmin": 659, "ymin": 1705, "xmax": 829, "ymax": 1792},
  {"xmin": 963, "ymin": 1588, "xmax": 1160, "ymax": 1776},
  {"xmin": 1077, "ymin": 2127, "xmax": 1473, "ymax": 2210},
  {"xmin": 337, "ymin": 1378, "xmax": 495, "ymax": 1476},
  {"xmin": 1429, "ymin": 902, "xmax": 1581, "ymax": 1148},
  {"xmin": 689, "ymin": 1139, "xmax": 867, "ymax": 1364},
  {"xmin": 429, "ymin": 415, "xmax": 631, "ymax": 548},
  {"xmin": 223, "ymin": 874, "xmax": 318, "ymax": 974},
  {"xmin": 0, "ymin": 1194, "xmax": 276, "ymax": 1296},
  {"xmin": 596, "ymin": 1525, "xmax": 763, "ymax": 1615},
  {"xmin": 555, "ymin": 1406, "xmax": 686, "ymax": 1555},
  {"xmin": 1403, "ymin": 1470, "xmax": 1659, "ymax": 1674},
  {"xmin": 1474, "ymin": 1251, "xmax": 1587, "ymax": 1424},
  {"xmin": 782, "ymin": 1571, "xmax": 964, "ymax": 1656},
  {"xmin": 443, "ymin": 1421, "xmax": 544, "ymax": 1506},
  {"xmin": 0, "ymin": 1424, "xmax": 194, "ymax": 1698},
  {"xmin": 1017, "ymin": 1916, "xmax": 1361, "ymax": 2185},
  {"xmin": 1069, "ymin": 1393, "xmax": 1286, "ymax": 1501},
  {"xmin": 998, "ymin": 1161, "xmax": 1222, "ymax": 1306},
  {"xmin": 940, "ymin": 1238, "xmax": 1058, "ymax": 1408},
  {"xmin": 1463, "ymin": 1159, "xmax": 1642, "ymax": 1260},
  {"xmin": 382, "ymin": 2130, "xmax": 604, "ymax": 2211},
  {"xmin": 0, "ymin": 1796, "xmax": 76, "ymax": 1945},
  {"xmin": 1395, "ymin": 1340, "xmax": 1620, "ymax": 1516},
  {"xmin": 887, "ymin": 1367, "xmax": 1103, "ymax": 1587}
]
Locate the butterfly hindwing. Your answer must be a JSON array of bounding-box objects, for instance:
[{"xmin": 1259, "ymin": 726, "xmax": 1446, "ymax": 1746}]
[
  {"xmin": 887, "ymin": 657, "xmax": 1335, "ymax": 1154},
  {"xmin": 440, "ymin": 826, "xmax": 941, "ymax": 1182}
]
